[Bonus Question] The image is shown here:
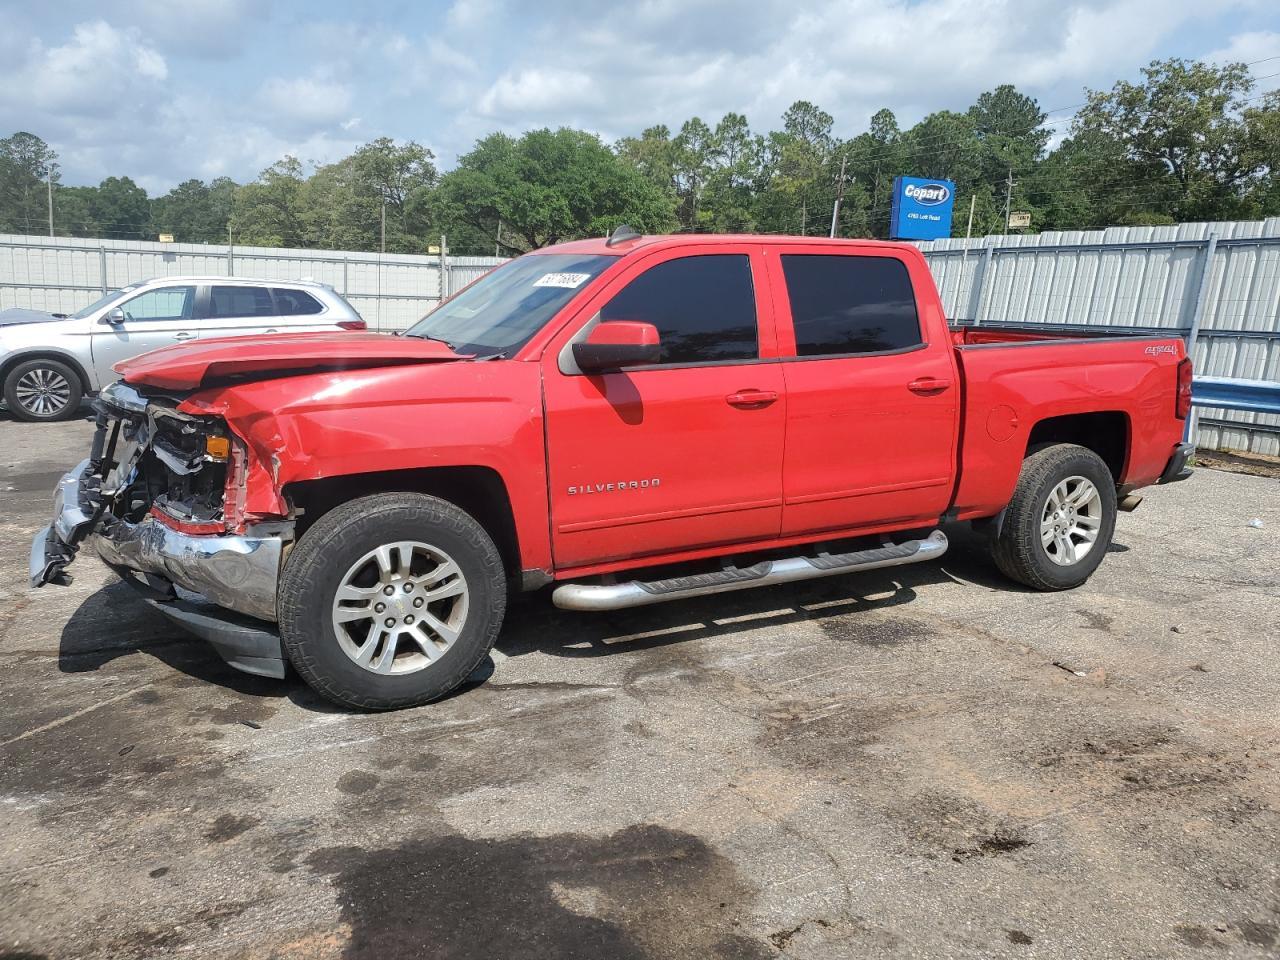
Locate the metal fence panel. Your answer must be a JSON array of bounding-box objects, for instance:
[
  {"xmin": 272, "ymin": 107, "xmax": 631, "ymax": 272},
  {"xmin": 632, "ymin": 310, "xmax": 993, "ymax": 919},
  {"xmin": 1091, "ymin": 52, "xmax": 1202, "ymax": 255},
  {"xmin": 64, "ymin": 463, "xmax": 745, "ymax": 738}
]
[
  {"xmin": 0, "ymin": 234, "xmax": 505, "ymax": 333},
  {"xmin": 918, "ymin": 217, "xmax": 1280, "ymax": 456}
]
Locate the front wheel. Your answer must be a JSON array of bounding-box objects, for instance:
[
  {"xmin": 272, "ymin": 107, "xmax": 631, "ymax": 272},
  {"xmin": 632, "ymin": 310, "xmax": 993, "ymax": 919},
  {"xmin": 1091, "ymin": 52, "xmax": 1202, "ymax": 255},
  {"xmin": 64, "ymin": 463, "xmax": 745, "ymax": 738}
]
[
  {"xmin": 278, "ymin": 493, "xmax": 507, "ymax": 710},
  {"xmin": 4, "ymin": 358, "xmax": 83, "ymax": 422},
  {"xmin": 990, "ymin": 443, "xmax": 1117, "ymax": 591}
]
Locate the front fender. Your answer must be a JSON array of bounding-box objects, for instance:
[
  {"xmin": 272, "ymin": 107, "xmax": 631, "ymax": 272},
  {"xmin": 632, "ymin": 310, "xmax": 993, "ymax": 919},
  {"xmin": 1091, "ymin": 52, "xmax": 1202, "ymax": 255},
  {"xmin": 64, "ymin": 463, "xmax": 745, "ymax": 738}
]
[{"xmin": 178, "ymin": 362, "xmax": 552, "ymax": 571}]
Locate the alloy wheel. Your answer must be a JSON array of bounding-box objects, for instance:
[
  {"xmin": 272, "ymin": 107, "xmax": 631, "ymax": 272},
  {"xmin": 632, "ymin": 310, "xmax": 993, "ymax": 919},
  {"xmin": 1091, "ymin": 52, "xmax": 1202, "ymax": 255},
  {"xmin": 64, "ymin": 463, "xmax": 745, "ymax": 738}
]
[
  {"xmin": 1040, "ymin": 475, "xmax": 1103, "ymax": 566},
  {"xmin": 330, "ymin": 540, "xmax": 469, "ymax": 675},
  {"xmin": 14, "ymin": 367, "xmax": 72, "ymax": 417}
]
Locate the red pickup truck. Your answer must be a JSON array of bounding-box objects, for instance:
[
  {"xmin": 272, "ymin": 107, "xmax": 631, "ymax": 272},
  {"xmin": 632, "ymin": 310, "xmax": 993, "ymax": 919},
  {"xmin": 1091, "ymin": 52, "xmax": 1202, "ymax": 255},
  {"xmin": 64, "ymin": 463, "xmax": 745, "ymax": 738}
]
[{"xmin": 32, "ymin": 230, "xmax": 1193, "ymax": 709}]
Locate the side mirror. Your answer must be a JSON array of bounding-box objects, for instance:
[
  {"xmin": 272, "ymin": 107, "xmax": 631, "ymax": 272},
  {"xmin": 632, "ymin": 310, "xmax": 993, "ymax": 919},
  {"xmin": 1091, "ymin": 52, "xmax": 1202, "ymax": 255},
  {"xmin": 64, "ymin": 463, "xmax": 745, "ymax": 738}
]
[
  {"xmin": 101, "ymin": 307, "xmax": 125, "ymax": 325},
  {"xmin": 572, "ymin": 321, "xmax": 660, "ymax": 373}
]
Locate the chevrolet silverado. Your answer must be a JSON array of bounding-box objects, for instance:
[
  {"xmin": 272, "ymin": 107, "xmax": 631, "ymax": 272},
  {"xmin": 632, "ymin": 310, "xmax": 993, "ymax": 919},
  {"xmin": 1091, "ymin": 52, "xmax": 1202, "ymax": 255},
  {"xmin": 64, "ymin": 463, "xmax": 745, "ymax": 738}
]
[{"xmin": 31, "ymin": 230, "xmax": 1194, "ymax": 709}]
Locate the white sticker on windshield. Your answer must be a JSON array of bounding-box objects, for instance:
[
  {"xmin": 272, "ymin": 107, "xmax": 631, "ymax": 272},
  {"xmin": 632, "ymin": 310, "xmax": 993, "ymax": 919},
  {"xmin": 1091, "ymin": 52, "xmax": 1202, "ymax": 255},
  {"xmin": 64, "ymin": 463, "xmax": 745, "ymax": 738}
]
[{"xmin": 533, "ymin": 272, "xmax": 591, "ymax": 289}]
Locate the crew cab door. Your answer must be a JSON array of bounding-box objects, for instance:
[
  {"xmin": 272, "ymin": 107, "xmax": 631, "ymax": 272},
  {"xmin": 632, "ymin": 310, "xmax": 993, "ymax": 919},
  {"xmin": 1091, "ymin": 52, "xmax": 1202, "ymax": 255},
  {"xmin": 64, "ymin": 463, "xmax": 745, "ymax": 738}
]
[
  {"xmin": 543, "ymin": 247, "xmax": 785, "ymax": 570},
  {"xmin": 768, "ymin": 246, "xmax": 959, "ymax": 535},
  {"xmin": 91, "ymin": 284, "xmax": 198, "ymax": 384}
]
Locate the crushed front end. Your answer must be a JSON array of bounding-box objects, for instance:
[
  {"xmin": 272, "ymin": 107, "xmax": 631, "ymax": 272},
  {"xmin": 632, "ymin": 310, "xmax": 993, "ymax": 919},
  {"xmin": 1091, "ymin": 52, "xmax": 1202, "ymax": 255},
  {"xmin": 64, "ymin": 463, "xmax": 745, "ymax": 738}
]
[{"xmin": 30, "ymin": 380, "xmax": 291, "ymax": 677}]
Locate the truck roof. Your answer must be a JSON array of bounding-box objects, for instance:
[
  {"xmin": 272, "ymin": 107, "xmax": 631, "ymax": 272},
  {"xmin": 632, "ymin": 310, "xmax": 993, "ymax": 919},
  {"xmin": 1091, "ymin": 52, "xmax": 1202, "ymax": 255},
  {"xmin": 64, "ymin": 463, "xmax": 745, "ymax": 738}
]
[{"xmin": 537, "ymin": 233, "xmax": 918, "ymax": 257}]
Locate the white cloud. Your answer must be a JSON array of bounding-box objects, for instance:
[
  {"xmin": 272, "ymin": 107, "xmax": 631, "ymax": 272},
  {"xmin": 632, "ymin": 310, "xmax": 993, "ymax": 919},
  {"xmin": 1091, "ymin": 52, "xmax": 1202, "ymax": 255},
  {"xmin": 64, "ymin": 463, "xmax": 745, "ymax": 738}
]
[
  {"xmin": 446, "ymin": 0, "xmax": 504, "ymax": 31},
  {"xmin": 478, "ymin": 67, "xmax": 603, "ymax": 118},
  {"xmin": 1, "ymin": 2, "xmax": 1274, "ymax": 194},
  {"xmin": 256, "ymin": 76, "xmax": 355, "ymax": 128},
  {"xmin": 0, "ymin": 20, "xmax": 168, "ymax": 116}
]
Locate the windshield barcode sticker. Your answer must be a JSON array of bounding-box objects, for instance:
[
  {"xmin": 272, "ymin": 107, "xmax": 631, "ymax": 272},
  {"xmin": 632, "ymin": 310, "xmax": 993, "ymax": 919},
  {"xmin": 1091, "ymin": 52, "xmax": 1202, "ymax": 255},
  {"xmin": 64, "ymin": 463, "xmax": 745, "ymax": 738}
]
[{"xmin": 533, "ymin": 272, "xmax": 591, "ymax": 289}]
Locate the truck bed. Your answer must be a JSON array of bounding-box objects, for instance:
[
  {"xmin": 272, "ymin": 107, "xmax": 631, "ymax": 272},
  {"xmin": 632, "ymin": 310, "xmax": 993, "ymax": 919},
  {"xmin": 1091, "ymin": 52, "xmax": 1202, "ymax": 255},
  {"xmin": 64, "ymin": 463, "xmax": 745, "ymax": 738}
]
[
  {"xmin": 944, "ymin": 320, "xmax": 1188, "ymax": 522},
  {"xmin": 948, "ymin": 319, "xmax": 1184, "ymax": 347}
]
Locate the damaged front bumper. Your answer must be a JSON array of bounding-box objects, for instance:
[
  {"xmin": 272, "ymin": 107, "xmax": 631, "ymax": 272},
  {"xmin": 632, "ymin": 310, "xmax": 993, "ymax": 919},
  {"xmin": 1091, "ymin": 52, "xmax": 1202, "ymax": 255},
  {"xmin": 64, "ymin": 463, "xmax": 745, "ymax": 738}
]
[
  {"xmin": 31, "ymin": 459, "xmax": 284, "ymax": 621},
  {"xmin": 30, "ymin": 387, "xmax": 291, "ymax": 678}
]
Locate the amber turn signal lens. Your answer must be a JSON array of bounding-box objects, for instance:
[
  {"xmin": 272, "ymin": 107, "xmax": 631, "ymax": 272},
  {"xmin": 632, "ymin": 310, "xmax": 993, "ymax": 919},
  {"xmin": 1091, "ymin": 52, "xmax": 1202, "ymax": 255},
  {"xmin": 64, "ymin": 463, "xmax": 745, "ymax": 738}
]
[{"xmin": 205, "ymin": 436, "xmax": 230, "ymax": 460}]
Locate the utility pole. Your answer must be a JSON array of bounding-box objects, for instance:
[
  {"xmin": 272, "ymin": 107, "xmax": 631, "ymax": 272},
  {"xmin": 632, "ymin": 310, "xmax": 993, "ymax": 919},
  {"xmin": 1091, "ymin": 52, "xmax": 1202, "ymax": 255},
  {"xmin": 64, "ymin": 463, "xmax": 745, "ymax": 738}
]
[
  {"xmin": 440, "ymin": 233, "xmax": 450, "ymax": 300},
  {"xmin": 1003, "ymin": 167, "xmax": 1014, "ymax": 232},
  {"xmin": 380, "ymin": 202, "xmax": 386, "ymax": 254},
  {"xmin": 800, "ymin": 200, "xmax": 806, "ymax": 237},
  {"xmin": 829, "ymin": 155, "xmax": 850, "ymax": 239},
  {"xmin": 47, "ymin": 168, "xmax": 54, "ymax": 237},
  {"xmin": 495, "ymin": 218, "xmax": 502, "ymax": 258},
  {"xmin": 955, "ymin": 194, "xmax": 977, "ymax": 316}
]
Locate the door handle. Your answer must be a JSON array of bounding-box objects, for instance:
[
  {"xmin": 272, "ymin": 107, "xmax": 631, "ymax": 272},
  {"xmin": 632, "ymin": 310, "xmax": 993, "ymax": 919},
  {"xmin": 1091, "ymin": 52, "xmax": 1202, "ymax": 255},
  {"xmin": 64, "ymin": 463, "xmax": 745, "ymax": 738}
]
[
  {"xmin": 907, "ymin": 377, "xmax": 951, "ymax": 395},
  {"xmin": 726, "ymin": 389, "xmax": 778, "ymax": 408},
  {"xmin": 173, "ymin": 332, "xmax": 195, "ymax": 341}
]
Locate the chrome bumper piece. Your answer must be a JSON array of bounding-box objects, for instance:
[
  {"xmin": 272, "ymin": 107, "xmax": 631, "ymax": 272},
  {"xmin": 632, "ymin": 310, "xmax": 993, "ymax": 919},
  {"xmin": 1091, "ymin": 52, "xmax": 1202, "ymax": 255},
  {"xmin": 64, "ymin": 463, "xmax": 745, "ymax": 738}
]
[
  {"xmin": 31, "ymin": 456, "xmax": 284, "ymax": 622},
  {"xmin": 93, "ymin": 515, "xmax": 283, "ymax": 622}
]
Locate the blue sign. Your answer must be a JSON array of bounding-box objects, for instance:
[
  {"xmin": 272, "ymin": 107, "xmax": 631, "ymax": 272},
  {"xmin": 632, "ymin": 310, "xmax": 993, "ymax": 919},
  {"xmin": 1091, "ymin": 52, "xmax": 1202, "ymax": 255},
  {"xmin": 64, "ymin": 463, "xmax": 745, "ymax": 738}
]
[{"xmin": 889, "ymin": 176, "xmax": 956, "ymax": 240}]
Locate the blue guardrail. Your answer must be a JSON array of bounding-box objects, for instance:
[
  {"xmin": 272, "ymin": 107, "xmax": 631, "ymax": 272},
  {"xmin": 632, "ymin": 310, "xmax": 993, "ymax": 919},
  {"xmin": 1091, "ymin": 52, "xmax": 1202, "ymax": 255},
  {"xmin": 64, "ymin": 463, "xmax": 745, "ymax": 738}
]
[{"xmin": 1192, "ymin": 377, "xmax": 1280, "ymax": 415}]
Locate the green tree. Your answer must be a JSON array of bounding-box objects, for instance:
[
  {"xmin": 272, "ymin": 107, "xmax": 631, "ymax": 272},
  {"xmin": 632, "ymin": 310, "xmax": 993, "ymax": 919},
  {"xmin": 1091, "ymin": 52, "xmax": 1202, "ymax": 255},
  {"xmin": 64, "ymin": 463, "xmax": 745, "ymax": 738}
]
[
  {"xmin": 151, "ymin": 177, "xmax": 236, "ymax": 243},
  {"xmin": 700, "ymin": 113, "xmax": 765, "ymax": 232},
  {"xmin": 0, "ymin": 131, "xmax": 58, "ymax": 234},
  {"xmin": 1072, "ymin": 58, "xmax": 1269, "ymax": 223},
  {"xmin": 89, "ymin": 176, "xmax": 151, "ymax": 239},
  {"xmin": 230, "ymin": 157, "xmax": 308, "ymax": 246},
  {"xmin": 616, "ymin": 125, "xmax": 679, "ymax": 199},
  {"xmin": 435, "ymin": 128, "xmax": 676, "ymax": 254},
  {"xmin": 756, "ymin": 101, "xmax": 836, "ymax": 234}
]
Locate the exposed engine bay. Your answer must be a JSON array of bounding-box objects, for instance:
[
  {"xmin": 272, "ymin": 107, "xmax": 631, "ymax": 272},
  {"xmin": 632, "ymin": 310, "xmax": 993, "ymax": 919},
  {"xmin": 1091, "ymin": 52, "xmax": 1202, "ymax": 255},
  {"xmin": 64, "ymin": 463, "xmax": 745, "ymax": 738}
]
[{"xmin": 92, "ymin": 381, "xmax": 239, "ymax": 533}]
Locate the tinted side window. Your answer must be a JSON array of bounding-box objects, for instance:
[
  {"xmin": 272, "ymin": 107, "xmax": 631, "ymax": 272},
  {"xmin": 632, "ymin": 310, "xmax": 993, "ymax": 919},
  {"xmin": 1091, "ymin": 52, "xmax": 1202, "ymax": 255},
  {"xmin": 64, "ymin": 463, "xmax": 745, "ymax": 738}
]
[
  {"xmin": 271, "ymin": 288, "xmax": 324, "ymax": 315},
  {"xmin": 210, "ymin": 285, "xmax": 275, "ymax": 318},
  {"xmin": 120, "ymin": 286, "xmax": 194, "ymax": 321},
  {"xmin": 781, "ymin": 255, "xmax": 921, "ymax": 356},
  {"xmin": 600, "ymin": 254, "xmax": 757, "ymax": 364}
]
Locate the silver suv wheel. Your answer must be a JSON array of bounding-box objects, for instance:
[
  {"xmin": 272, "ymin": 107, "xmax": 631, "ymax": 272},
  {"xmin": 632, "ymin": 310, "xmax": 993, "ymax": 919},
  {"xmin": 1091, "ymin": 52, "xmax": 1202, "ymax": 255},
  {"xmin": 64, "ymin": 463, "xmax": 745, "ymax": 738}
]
[
  {"xmin": 330, "ymin": 540, "xmax": 469, "ymax": 675},
  {"xmin": 14, "ymin": 367, "xmax": 72, "ymax": 417}
]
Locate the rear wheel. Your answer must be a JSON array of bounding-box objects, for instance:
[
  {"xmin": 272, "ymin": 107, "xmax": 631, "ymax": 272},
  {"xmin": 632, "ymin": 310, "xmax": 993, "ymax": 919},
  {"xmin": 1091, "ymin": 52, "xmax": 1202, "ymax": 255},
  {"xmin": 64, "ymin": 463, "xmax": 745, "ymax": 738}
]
[
  {"xmin": 991, "ymin": 443, "xmax": 1117, "ymax": 591},
  {"xmin": 278, "ymin": 493, "xmax": 507, "ymax": 710},
  {"xmin": 4, "ymin": 358, "xmax": 83, "ymax": 422}
]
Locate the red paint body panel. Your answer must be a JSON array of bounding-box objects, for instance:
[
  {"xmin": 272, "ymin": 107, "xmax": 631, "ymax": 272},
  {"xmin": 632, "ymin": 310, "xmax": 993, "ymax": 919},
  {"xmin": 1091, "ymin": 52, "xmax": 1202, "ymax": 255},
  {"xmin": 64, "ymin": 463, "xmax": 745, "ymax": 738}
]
[
  {"xmin": 117, "ymin": 234, "xmax": 1187, "ymax": 583},
  {"xmin": 177, "ymin": 362, "xmax": 554, "ymax": 573},
  {"xmin": 762, "ymin": 243, "xmax": 960, "ymax": 535},
  {"xmin": 950, "ymin": 337, "xmax": 1186, "ymax": 518},
  {"xmin": 541, "ymin": 244, "xmax": 786, "ymax": 567}
]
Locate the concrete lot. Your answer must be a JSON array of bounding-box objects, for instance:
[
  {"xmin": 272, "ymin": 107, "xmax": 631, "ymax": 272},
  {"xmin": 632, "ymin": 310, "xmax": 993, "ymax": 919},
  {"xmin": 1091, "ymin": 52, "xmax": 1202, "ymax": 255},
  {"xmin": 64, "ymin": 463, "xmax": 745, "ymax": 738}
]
[{"xmin": 1, "ymin": 411, "xmax": 1278, "ymax": 960}]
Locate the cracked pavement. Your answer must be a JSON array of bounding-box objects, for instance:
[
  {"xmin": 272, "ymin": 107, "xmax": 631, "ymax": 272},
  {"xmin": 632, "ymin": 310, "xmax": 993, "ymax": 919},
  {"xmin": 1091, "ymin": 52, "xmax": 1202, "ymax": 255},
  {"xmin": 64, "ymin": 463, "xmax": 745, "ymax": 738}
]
[{"xmin": 2, "ymin": 413, "xmax": 1279, "ymax": 959}]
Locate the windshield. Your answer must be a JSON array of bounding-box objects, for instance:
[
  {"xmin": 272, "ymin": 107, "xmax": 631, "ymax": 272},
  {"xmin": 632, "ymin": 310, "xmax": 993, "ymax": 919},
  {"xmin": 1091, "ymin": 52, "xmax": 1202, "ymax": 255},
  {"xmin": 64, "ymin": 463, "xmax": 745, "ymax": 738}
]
[
  {"xmin": 71, "ymin": 286, "xmax": 138, "ymax": 320},
  {"xmin": 405, "ymin": 253, "xmax": 616, "ymax": 356}
]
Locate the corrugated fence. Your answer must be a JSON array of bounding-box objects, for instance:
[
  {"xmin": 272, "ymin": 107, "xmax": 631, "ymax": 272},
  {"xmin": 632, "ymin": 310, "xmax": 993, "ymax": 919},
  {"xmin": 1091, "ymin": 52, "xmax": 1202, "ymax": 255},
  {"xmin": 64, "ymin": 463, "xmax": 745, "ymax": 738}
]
[
  {"xmin": 917, "ymin": 218, "xmax": 1280, "ymax": 456},
  {"xmin": 3, "ymin": 226, "xmax": 1279, "ymax": 454},
  {"xmin": 0, "ymin": 234, "xmax": 505, "ymax": 332}
]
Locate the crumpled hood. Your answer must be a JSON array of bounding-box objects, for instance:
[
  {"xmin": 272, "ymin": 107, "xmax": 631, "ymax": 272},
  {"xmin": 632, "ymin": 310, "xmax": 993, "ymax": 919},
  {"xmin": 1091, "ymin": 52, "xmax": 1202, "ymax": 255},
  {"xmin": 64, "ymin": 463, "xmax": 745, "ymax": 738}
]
[
  {"xmin": 0, "ymin": 307, "xmax": 65, "ymax": 327},
  {"xmin": 115, "ymin": 331, "xmax": 465, "ymax": 390}
]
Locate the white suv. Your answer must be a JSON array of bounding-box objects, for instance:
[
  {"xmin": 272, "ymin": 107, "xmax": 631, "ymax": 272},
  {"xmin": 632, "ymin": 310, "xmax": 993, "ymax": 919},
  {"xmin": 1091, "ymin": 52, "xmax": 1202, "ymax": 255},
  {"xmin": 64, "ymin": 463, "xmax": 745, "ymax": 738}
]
[{"xmin": 0, "ymin": 277, "xmax": 365, "ymax": 421}]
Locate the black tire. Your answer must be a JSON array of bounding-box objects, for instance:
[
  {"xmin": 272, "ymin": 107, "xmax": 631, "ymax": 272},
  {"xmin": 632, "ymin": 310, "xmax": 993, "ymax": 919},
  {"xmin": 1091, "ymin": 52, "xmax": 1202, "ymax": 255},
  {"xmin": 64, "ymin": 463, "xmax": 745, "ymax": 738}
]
[
  {"xmin": 278, "ymin": 493, "xmax": 507, "ymax": 710},
  {"xmin": 4, "ymin": 358, "xmax": 84, "ymax": 422},
  {"xmin": 991, "ymin": 443, "xmax": 1117, "ymax": 591}
]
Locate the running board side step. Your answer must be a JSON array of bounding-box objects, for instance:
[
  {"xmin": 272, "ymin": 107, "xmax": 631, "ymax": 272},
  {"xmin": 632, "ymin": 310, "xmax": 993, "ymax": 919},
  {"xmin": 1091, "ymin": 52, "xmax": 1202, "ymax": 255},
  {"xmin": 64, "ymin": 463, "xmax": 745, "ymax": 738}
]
[{"xmin": 552, "ymin": 530, "xmax": 948, "ymax": 611}]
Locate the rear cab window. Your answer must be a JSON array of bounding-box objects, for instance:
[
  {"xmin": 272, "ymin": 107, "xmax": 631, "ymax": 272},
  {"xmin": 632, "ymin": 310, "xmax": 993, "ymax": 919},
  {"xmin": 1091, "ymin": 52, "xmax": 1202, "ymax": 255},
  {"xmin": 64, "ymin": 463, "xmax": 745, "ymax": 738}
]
[
  {"xmin": 780, "ymin": 254, "xmax": 922, "ymax": 356},
  {"xmin": 601, "ymin": 254, "xmax": 757, "ymax": 365}
]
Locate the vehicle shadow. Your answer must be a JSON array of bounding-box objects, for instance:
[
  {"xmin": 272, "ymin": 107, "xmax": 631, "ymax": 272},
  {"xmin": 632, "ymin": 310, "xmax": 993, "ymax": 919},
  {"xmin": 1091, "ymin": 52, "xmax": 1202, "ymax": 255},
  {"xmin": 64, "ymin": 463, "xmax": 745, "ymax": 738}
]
[
  {"xmin": 54, "ymin": 579, "xmax": 331, "ymax": 710},
  {"xmin": 53, "ymin": 524, "xmax": 1112, "ymax": 709},
  {"xmin": 0, "ymin": 400, "xmax": 96, "ymax": 424}
]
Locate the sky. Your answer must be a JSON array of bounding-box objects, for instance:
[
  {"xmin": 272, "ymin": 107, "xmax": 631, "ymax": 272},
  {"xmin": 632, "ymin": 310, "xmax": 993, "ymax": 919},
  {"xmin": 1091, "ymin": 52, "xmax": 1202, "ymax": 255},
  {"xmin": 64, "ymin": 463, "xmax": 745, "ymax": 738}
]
[{"xmin": 1, "ymin": 0, "xmax": 1278, "ymax": 194}]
